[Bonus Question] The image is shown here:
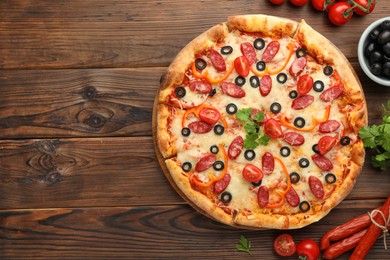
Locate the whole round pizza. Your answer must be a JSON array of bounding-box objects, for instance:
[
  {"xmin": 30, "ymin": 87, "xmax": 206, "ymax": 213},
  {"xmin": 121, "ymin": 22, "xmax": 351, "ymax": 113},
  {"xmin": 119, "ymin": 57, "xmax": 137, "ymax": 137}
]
[{"xmin": 153, "ymin": 14, "xmax": 367, "ymax": 229}]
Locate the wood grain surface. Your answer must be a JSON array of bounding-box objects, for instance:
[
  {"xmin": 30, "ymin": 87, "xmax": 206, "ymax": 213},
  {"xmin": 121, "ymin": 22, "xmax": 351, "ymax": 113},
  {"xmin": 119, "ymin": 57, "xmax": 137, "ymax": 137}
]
[{"xmin": 1, "ymin": 0, "xmax": 390, "ymax": 259}]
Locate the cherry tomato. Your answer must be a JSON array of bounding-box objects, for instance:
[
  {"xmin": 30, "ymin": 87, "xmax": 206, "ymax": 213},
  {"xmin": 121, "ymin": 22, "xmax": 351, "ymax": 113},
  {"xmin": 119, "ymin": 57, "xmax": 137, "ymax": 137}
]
[
  {"xmin": 296, "ymin": 239, "xmax": 320, "ymax": 260},
  {"xmin": 312, "ymin": 0, "xmax": 336, "ymax": 11},
  {"xmin": 234, "ymin": 56, "xmax": 250, "ymax": 77},
  {"xmin": 328, "ymin": 2, "xmax": 353, "ymax": 26},
  {"xmin": 268, "ymin": 0, "xmax": 285, "ymax": 4},
  {"xmin": 264, "ymin": 118, "xmax": 283, "ymax": 139},
  {"xmin": 290, "ymin": 0, "xmax": 308, "ymax": 6},
  {"xmin": 353, "ymin": 0, "xmax": 375, "ymax": 16},
  {"xmin": 198, "ymin": 107, "xmax": 220, "ymax": 125},
  {"xmin": 273, "ymin": 233, "xmax": 296, "ymax": 257},
  {"xmin": 242, "ymin": 164, "xmax": 264, "ymax": 183},
  {"xmin": 297, "ymin": 74, "xmax": 313, "ymax": 95},
  {"xmin": 317, "ymin": 135, "xmax": 337, "ymax": 155}
]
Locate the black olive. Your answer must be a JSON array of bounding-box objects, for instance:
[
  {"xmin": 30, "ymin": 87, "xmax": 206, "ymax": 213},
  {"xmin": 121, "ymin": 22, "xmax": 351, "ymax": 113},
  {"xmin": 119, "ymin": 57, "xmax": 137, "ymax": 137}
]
[
  {"xmin": 294, "ymin": 117, "xmax": 306, "ymax": 128},
  {"xmin": 270, "ymin": 102, "xmax": 282, "ymax": 114},
  {"xmin": 256, "ymin": 61, "xmax": 266, "ymax": 71},
  {"xmin": 299, "ymin": 201, "xmax": 310, "ymax": 213},
  {"xmin": 221, "ymin": 191, "xmax": 232, "ymax": 203},
  {"xmin": 195, "ymin": 58, "xmax": 207, "ymax": 70},
  {"xmin": 235, "ymin": 76, "xmax": 246, "ymax": 87},
  {"xmin": 280, "ymin": 146, "xmax": 291, "ymax": 157},
  {"xmin": 226, "ymin": 103, "xmax": 238, "ymax": 114},
  {"xmin": 381, "ymin": 20, "xmax": 390, "ymax": 30},
  {"xmin": 254, "ymin": 38, "xmax": 266, "ymax": 50},
  {"xmin": 383, "ymin": 42, "xmax": 390, "ymax": 57},
  {"xmin": 378, "ymin": 30, "xmax": 390, "ymax": 45},
  {"xmin": 250, "ymin": 76, "xmax": 260, "ymax": 88},
  {"xmin": 312, "ymin": 144, "xmax": 320, "ymax": 154},
  {"xmin": 277, "ymin": 73, "xmax": 288, "ymax": 84},
  {"xmin": 213, "ymin": 161, "xmax": 225, "ymax": 171},
  {"xmin": 296, "ymin": 48, "xmax": 307, "ymax": 58},
  {"xmin": 299, "ymin": 158, "xmax": 310, "ymax": 168},
  {"xmin": 313, "ymin": 80, "xmax": 325, "ymax": 92},
  {"xmin": 340, "ymin": 136, "xmax": 351, "ymax": 146},
  {"xmin": 370, "ymin": 63, "xmax": 382, "ymax": 76},
  {"xmin": 210, "ymin": 145, "xmax": 219, "ymax": 154},
  {"xmin": 370, "ymin": 28, "xmax": 381, "ymax": 42},
  {"xmin": 323, "ymin": 66, "xmax": 334, "ymax": 76},
  {"xmin": 175, "ymin": 86, "xmax": 186, "ymax": 98},
  {"xmin": 370, "ymin": 51, "xmax": 383, "ymax": 64},
  {"xmin": 209, "ymin": 89, "xmax": 217, "ymax": 97},
  {"xmin": 289, "ymin": 172, "xmax": 300, "ymax": 184},
  {"xmin": 383, "ymin": 62, "xmax": 390, "ymax": 77},
  {"xmin": 364, "ymin": 42, "xmax": 377, "ymax": 58},
  {"xmin": 221, "ymin": 46, "xmax": 233, "ymax": 55},
  {"xmin": 182, "ymin": 162, "xmax": 192, "ymax": 172},
  {"xmin": 244, "ymin": 149, "xmax": 256, "ymax": 161},
  {"xmin": 252, "ymin": 180, "xmax": 262, "ymax": 187},
  {"xmin": 325, "ymin": 173, "xmax": 337, "ymax": 184},
  {"xmin": 181, "ymin": 127, "xmax": 191, "ymax": 137},
  {"xmin": 214, "ymin": 125, "xmax": 225, "ymax": 135},
  {"xmin": 289, "ymin": 90, "xmax": 298, "ymax": 99}
]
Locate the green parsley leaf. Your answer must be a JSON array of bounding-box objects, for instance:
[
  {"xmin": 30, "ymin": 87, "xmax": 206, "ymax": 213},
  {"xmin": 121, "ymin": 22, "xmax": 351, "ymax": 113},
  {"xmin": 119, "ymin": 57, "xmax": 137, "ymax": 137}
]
[
  {"xmin": 237, "ymin": 108, "xmax": 269, "ymax": 150},
  {"xmin": 253, "ymin": 111, "xmax": 264, "ymax": 122},
  {"xmin": 244, "ymin": 122, "xmax": 257, "ymax": 134},
  {"xmin": 244, "ymin": 133, "xmax": 259, "ymax": 149},
  {"xmin": 259, "ymin": 134, "xmax": 271, "ymax": 145},
  {"xmin": 236, "ymin": 235, "xmax": 252, "ymax": 255},
  {"xmin": 236, "ymin": 108, "xmax": 252, "ymax": 122}
]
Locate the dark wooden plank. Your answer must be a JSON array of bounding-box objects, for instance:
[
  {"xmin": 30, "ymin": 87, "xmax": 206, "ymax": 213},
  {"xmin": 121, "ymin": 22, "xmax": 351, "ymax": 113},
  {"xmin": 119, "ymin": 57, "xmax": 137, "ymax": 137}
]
[
  {"xmin": 1, "ymin": 137, "xmax": 389, "ymax": 210},
  {"xmin": 1, "ymin": 0, "xmax": 389, "ymax": 69},
  {"xmin": 0, "ymin": 199, "xmax": 388, "ymax": 259}
]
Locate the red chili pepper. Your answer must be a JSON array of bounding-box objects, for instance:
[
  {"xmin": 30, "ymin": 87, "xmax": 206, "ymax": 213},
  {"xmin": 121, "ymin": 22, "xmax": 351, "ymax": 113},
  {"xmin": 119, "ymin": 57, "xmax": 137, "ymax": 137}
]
[
  {"xmin": 350, "ymin": 196, "xmax": 390, "ymax": 259},
  {"xmin": 322, "ymin": 229, "xmax": 367, "ymax": 259},
  {"xmin": 320, "ymin": 207, "xmax": 381, "ymax": 250}
]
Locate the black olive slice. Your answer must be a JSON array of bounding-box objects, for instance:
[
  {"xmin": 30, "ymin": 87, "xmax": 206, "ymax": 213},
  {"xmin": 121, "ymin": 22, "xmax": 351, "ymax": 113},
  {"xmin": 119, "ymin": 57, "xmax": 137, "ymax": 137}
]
[
  {"xmin": 296, "ymin": 48, "xmax": 307, "ymax": 58},
  {"xmin": 213, "ymin": 161, "xmax": 225, "ymax": 171},
  {"xmin": 280, "ymin": 146, "xmax": 291, "ymax": 157},
  {"xmin": 289, "ymin": 90, "xmax": 298, "ymax": 99},
  {"xmin": 210, "ymin": 145, "xmax": 219, "ymax": 154},
  {"xmin": 221, "ymin": 191, "xmax": 232, "ymax": 203},
  {"xmin": 235, "ymin": 76, "xmax": 246, "ymax": 87},
  {"xmin": 340, "ymin": 136, "xmax": 351, "ymax": 146},
  {"xmin": 195, "ymin": 58, "xmax": 207, "ymax": 70},
  {"xmin": 323, "ymin": 66, "xmax": 334, "ymax": 76},
  {"xmin": 252, "ymin": 180, "xmax": 262, "ymax": 187},
  {"xmin": 299, "ymin": 158, "xmax": 310, "ymax": 168},
  {"xmin": 270, "ymin": 102, "xmax": 282, "ymax": 114},
  {"xmin": 313, "ymin": 80, "xmax": 325, "ymax": 92},
  {"xmin": 299, "ymin": 201, "xmax": 310, "ymax": 213},
  {"xmin": 325, "ymin": 173, "xmax": 337, "ymax": 184},
  {"xmin": 182, "ymin": 162, "xmax": 192, "ymax": 172},
  {"xmin": 209, "ymin": 89, "xmax": 217, "ymax": 97},
  {"xmin": 294, "ymin": 117, "xmax": 306, "ymax": 128},
  {"xmin": 250, "ymin": 76, "xmax": 260, "ymax": 88},
  {"xmin": 244, "ymin": 149, "xmax": 256, "ymax": 161},
  {"xmin": 256, "ymin": 61, "xmax": 266, "ymax": 71},
  {"xmin": 175, "ymin": 86, "xmax": 186, "ymax": 98},
  {"xmin": 254, "ymin": 38, "xmax": 266, "ymax": 50},
  {"xmin": 221, "ymin": 46, "xmax": 233, "ymax": 55},
  {"xmin": 181, "ymin": 127, "xmax": 191, "ymax": 137},
  {"xmin": 226, "ymin": 103, "xmax": 238, "ymax": 114},
  {"xmin": 312, "ymin": 144, "xmax": 320, "ymax": 154},
  {"xmin": 214, "ymin": 125, "xmax": 225, "ymax": 135},
  {"xmin": 290, "ymin": 172, "xmax": 300, "ymax": 184},
  {"xmin": 277, "ymin": 73, "xmax": 288, "ymax": 84}
]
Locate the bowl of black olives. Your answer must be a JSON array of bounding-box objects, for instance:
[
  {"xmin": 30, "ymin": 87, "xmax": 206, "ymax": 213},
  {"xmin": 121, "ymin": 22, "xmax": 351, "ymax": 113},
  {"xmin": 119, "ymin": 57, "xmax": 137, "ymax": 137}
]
[{"xmin": 358, "ymin": 17, "xmax": 390, "ymax": 86}]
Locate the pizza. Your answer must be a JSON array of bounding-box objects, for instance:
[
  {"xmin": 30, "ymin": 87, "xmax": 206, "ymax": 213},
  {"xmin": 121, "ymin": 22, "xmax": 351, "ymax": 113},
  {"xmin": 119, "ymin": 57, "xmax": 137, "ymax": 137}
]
[{"xmin": 153, "ymin": 14, "xmax": 367, "ymax": 229}]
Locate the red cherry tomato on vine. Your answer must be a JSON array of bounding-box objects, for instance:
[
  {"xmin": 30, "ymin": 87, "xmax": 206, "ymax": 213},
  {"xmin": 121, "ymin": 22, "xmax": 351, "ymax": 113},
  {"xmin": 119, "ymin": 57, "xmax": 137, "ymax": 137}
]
[
  {"xmin": 268, "ymin": 0, "xmax": 285, "ymax": 4},
  {"xmin": 290, "ymin": 0, "xmax": 308, "ymax": 6},
  {"xmin": 296, "ymin": 239, "xmax": 320, "ymax": 260},
  {"xmin": 273, "ymin": 233, "xmax": 296, "ymax": 256},
  {"xmin": 328, "ymin": 2, "xmax": 353, "ymax": 26},
  {"xmin": 312, "ymin": 0, "xmax": 336, "ymax": 11},
  {"xmin": 353, "ymin": 0, "xmax": 376, "ymax": 16}
]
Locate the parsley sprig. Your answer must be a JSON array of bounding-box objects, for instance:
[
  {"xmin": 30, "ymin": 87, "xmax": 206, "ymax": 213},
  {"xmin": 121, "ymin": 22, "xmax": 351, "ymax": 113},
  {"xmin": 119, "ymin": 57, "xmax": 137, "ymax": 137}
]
[
  {"xmin": 359, "ymin": 100, "xmax": 390, "ymax": 170},
  {"xmin": 235, "ymin": 235, "xmax": 252, "ymax": 255},
  {"xmin": 236, "ymin": 108, "xmax": 270, "ymax": 149}
]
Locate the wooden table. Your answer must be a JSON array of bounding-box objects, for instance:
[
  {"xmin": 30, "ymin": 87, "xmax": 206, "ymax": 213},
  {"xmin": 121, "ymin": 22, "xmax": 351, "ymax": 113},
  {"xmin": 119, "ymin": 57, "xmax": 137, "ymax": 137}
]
[{"xmin": 1, "ymin": 1, "xmax": 389, "ymax": 259}]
